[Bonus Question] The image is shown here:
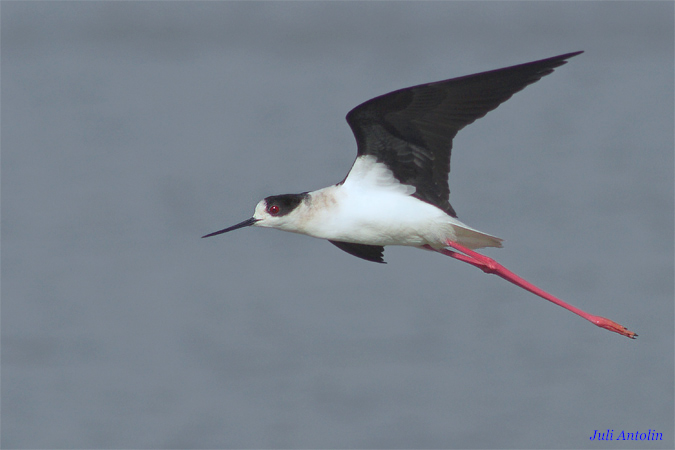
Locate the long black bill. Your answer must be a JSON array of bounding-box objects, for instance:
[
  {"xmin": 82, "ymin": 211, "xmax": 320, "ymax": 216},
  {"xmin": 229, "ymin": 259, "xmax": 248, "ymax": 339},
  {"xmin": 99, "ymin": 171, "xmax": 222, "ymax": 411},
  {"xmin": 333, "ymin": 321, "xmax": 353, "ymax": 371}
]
[{"xmin": 202, "ymin": 217, "xmax": 259, "ymax": 238}]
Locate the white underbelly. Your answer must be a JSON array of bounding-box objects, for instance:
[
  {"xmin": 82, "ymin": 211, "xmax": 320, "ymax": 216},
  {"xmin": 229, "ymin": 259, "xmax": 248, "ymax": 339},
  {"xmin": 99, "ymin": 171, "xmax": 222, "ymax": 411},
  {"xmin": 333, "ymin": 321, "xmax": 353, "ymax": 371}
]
[{"xmin": 303, "ymin": 188, "xmax": 500, "ymax": 249}]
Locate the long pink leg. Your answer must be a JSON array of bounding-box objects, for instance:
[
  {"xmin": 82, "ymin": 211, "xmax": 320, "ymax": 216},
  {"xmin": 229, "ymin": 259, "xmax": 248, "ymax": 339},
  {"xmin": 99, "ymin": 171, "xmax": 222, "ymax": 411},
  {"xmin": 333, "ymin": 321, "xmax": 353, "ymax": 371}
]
[{"xmin": 422, "ymin": 242, "xmax": 637, "ymax": 339}]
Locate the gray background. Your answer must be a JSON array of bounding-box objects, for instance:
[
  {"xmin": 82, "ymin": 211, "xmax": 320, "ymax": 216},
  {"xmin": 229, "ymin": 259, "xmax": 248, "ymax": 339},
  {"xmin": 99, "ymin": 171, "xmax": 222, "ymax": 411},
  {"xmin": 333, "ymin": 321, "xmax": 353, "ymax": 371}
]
[{"xmin": 2, "ymin": 1, "xmax": 673, "ymax": 448}]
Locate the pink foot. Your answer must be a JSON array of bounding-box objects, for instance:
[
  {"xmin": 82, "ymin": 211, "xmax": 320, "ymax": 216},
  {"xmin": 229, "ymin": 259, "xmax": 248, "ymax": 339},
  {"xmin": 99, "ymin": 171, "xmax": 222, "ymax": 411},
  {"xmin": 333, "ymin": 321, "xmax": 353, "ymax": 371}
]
[{"xmin": 587, "ymin": 316, "xmax": 637, "ymax": 339}]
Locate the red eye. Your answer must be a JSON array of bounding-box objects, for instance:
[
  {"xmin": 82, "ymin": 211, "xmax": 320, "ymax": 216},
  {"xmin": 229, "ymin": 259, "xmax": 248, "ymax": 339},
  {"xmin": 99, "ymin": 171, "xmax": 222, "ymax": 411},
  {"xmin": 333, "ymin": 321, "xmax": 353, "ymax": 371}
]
[{"xmin": 268, "ymin": 205, "xmax": 280, "ymax": 215}]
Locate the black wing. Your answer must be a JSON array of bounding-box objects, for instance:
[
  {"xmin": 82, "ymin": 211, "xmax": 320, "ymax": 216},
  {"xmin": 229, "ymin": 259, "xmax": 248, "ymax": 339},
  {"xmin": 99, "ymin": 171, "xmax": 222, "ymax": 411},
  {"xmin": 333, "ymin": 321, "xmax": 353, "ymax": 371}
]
[
  {"xmin": 329, "ymin": 241, "xmax": 386, "ymax": 263},
  {"xmin": 345, "ymin": 51, "xmax": 583, "ymax": 217}
]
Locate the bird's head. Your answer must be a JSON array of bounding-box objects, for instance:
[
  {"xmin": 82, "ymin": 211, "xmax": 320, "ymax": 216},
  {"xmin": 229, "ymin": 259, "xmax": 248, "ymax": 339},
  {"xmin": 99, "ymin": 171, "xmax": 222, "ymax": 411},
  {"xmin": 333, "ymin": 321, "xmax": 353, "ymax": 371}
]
[{"xmin": 202, "ymin": 193, "xmax": 309, "ymax": 238}]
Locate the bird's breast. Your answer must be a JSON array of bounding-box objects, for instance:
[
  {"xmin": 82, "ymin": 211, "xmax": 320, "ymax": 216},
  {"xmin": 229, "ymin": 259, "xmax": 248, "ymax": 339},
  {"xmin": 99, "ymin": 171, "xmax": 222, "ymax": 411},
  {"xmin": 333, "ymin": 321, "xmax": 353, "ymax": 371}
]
[{"xmin": 298, "ymin": 185, "xmax": 456, "ymax": 247}]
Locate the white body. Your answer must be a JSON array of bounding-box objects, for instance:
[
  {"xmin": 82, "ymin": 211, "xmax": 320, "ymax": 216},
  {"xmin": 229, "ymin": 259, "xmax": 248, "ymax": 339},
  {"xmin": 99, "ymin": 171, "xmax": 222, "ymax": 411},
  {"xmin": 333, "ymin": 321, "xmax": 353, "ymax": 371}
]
[{"xmin": 253, "ymin": 156, "xmax": 502, "ymax": 250}]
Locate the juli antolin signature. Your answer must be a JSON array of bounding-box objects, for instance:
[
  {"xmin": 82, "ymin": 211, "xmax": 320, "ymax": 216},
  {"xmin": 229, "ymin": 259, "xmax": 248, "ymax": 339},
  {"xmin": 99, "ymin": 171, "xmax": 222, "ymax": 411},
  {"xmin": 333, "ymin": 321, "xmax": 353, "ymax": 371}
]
[{"xmin": 590, "ymin": 429, "xmax": 662, "ymax": 441}]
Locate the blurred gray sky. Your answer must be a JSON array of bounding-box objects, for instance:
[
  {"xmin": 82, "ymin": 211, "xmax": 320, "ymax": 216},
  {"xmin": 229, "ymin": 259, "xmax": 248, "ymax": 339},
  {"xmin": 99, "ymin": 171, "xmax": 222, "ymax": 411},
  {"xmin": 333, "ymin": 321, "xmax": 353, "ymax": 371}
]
[{"xmin": 2, "ymin": 1, "xmax": 673, "ymax": 448}]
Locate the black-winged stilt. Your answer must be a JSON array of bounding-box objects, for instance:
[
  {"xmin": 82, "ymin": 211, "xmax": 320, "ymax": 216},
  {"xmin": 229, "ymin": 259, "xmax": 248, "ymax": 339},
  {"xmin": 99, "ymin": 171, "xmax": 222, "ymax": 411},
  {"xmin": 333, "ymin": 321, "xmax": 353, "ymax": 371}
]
[{"xmin": 203, "ymin": 51, "xmax": 636, "ymax": 339}]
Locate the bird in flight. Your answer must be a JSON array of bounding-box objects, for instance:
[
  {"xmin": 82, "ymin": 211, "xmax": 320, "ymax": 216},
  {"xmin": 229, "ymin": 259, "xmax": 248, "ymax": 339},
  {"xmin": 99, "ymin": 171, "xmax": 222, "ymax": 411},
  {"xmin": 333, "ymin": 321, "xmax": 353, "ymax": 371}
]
[{"xmin": 204, "ymin": 51, "xmax": 636, "ymax": 339}]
